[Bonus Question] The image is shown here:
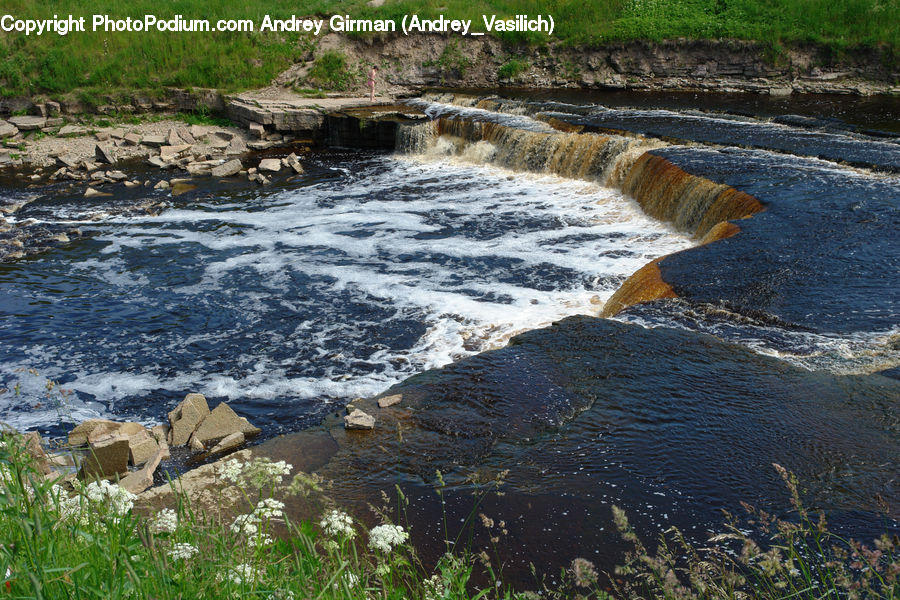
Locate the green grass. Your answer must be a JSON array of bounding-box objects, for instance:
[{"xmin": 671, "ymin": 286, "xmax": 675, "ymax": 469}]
[
  {"xmin": 0, "ymin": 0, "xmax": 897, "ymax": 98},
  {"xmin": 498, "ymin": 59, "xmax": 530, "ymax": 80},
  {"xmin": 307, "ymin": 50, "xmax": 356, "ymax": 91},
  {"xmin": 2, "ymin": 429, "xmax": 898, "ymax": 599}
]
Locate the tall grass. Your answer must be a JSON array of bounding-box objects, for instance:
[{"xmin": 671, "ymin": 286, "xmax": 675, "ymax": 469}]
[
  {"xmin": 0, "ymin": 0, "xmax": 896, "ymax": 98},
  {"xmin": 1, "ymin": 432, "xmax": 897, "ymax": 599}
]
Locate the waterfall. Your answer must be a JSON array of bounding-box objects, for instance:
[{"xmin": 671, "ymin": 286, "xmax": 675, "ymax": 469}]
[{"xmin": 396, "ymin": 106, "xmax": 767, "ymax": 318}]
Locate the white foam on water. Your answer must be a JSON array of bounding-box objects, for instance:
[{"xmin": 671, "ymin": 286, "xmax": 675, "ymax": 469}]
[{"xmin": 0, "ymin": 154, "xmax": 694, "ymax": 430}]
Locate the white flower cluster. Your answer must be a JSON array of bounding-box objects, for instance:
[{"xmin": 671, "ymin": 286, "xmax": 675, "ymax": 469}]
[
  {"xmin": 230, "ymin": 513, "xmax": 260, "ymax": 536},
  {"xmin": 83, "ymin": 480, "xmax": 136, "ymax": 515},
  {"xmin": 248, "ymin": 533, "xmax": 273, "ymax": 548},
  {"xmin": 167, "ymin": 543, "xmax": 199, "ymax": 561},
  {"xmin": 320, "ymin": 509, "xmax": 356, "ymax": 539},
  {"xmin": 50, "ymin": 480, "xmax": 136, "ymax": 526},
  {"xmin": 368, "ymin": 523, "xmax": 409, "ymax": 553},
  {"xmin": 150, "ymin": 508, "xmax": 178, "ymax": 534},
  {"xmin": 0, "ymin": 463, "xmax": 12, "ymax": 487},
  {"xmin": 218, "ymin": 458, "xmax": 293, "ymax": 488},
  {"xmin": 218, "ymin": 562, "xmax": 260, "ymax": 585},
  {"xmin": 423, "ymin": 574, "xmax": 446, "ymax": 600},
  {"xmin": 219, "ymin": 458, "xmax": 244, "ymax": 483},
  {"xmin": 334, "ymin": 572, "xmax": 359, "ymax": 590},
  {"xmin": 254, "ymin": 498, "xmax": 285, "ymax": 519}
]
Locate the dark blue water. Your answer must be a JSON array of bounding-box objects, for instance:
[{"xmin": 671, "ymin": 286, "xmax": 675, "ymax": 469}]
[{"xmin": 0, "ymin": 149, "xmax": 688, "ymax": 436}]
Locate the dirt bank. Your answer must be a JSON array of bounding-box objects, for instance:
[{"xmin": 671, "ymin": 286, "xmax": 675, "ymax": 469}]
[{"xmin": 283, "ymin": 35, "xmax": 899, "ymax": 96}]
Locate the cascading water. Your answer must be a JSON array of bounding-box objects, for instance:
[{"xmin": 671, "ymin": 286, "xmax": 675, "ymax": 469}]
[{"xmin": 1, "ymin": 90, "xmax": 897, "ymax": 583}]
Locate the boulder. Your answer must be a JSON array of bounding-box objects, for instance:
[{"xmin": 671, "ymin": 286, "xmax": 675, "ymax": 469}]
[
  {"xmin": 94, "ymin": 143, "xmax": 116, "ymax": 164},
  {"xmin": 189, "ymin": 125, "xmax": 206, "ymax": 140},
  {"xmin": 248, "ymin": 122, "xmax": 265, "ymax": 138},
  {"xmin": 119, "ymin": 446, "xmax": 165, "ymax": 494},
  {"xmin": 0, "ymin": 121, "xmax": 17, "ymax": 138},
  {"xmin": 208, "ymin": 138, "xmax": 229, "ymax": 151},
  {"xmin": 108, "ymin": 128, "xmax": 125, "ymax": 140},
  {"xmin": 57, "ymin": 124, "xmax": 85, "ymax": 137},
  {"xmin": 80, "ymin": 433, "xmax": 129, "ymax": 479},
  {"xmin": 127, "ymin": 429, "xmax": 159, "ymax": 466},
  {"xmin": 45, "ymin": 101, "xmax": 61, "ymax": 116},
  {"xmin": 168, "ymin": 393, "xmax": 210, "ymax": 446},
  {"xmin": 68, "ymin": 419, "xmax": 120, "ymax": 446},
  {"xmin": 176, "ymin": 127, "xmax": 196, "ymax": 145},
  {"xmin": 211, "ymin": 158, "xmax": 242, "ymax": 177},
  {"xmin": 258, "ymin": 158, "xmax": 281, "ymax": 172},
  {"xmin": 147, "ymin": 156, "xmax": 170, "ymax": 169},
  {"xmin": 150, "ymin": 424, "xmax": 170, "ymax": 443},
  {"xmin": 377, "ymin": 394, "xmax": 402, "ymax": 408},
  {"xmin": 95, "ymin": 131, "xmax": 110, "ymax": 142},
  {"xmin": 86, "ymin": 421, "xmax": 121, "ymax": 443},
  {"xmin": 344, "ymin": 409, "xmax": 376, "ymax": 430},
  {"xmin": 159, "ymin": 144, "xmax": 191, "ymax": 160},
  {"xmin": 190, "ymin": 436, "xmax": 205, "ymax": 453},
  {"xmin": 225, "ymin": 137, "xmax": 246, "ymax": 155},
  {"xmin": 284, "ymin": 153, "xmax": 304, "ymax": 174},
  {"xmin": 153, "ymin": 180, "xmax": 170, "ymax": 190},
  {"xmin": 57, "ymin": 154, "xmax": 80, "ymax": 169},
  {"xmin": 122, "ymin": 133, "xmax": 142, "ymax": 146},
  {"xmin": 106, "ymin": 170, "xmax": 128, "ymax": 181},
  {"xmin": 166, "ymin": 128, "xmax": 183, "ymax": 146},
  {"xmin": 141, "ymin": 135, "xmax": 166, "ymax": 148},
  {"xmin": 8, "ymin": 115, "xmax": 45, "ymax": 131},
  {"xmin": 209, "ymin": 431, "xmax": 245, "ymax": 456},
  {"xmin": 189, "ymin": 402, "xmax": 260, "ymax": 447},
  {"xmin": 22, "ymin": 431, "xmax": 51, "ymax": 474},
  {"xmin": 186, "ymin": 160, "xmax": 217, "ymax": 176},
  {"xmin": 84, "ymin": 187, "xmax": 112, "ymax": 198}
]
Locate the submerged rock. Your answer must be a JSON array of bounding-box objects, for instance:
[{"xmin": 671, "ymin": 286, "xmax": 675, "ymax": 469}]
[{"xmin": 344, "ymin": 409, "xmax": 376, "ymax": 430}]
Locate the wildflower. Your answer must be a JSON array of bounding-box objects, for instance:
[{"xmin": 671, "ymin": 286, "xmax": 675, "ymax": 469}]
[
  {"xmin": 219, "ymin": 458, "xmax": 244, "ymax": 483},
  {"xmin": 218, "ymin": 563, "xmax": 259, "ymax": 585},
  {"xmin": 243, "ymin": 458, "xmax": 292, "ymax": 488},
  {"xmin": 368, "ymin": 523, "xmax": 409, "ymax": 553},
  {"xmin": 248, "ymin": 534, "xmax": 274, "ymax": 548},
  {"xmin": 335, "ymin": 572, "xmax": 359, "ymax": 590},
  {"xmin": 320, "ymin": 509, "xmax": 356, "ymax": 539},
  {"xmin": 83, "ymin": 480, "xmax": 136, "ymax": 515},
  {"xmin": 150, "ymin": 508, "xmax": 178, "ymax": 533},
  {"xmin": 423, "ymin": 574, "xmax": 445, "ymax": 600},
  {"xmin": 230, "ymin": 513, "xmax": 260, "ymax": 536},
  {"xmin": 375, "ymin": 563, "xmax": 390, "ymax": 577},
  {"xmin": 570, "ymin": 557, "xmax": 598, "ymax": 588},
  {"xmin": 254, "ymin": 498, "xmax": 285, "ymax": 519},
  {"xmin": 167, "ymin": 543, "xmax": 199, "ymax": 561}
]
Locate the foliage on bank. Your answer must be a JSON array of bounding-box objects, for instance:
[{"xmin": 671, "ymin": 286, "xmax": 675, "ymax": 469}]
[
  {"xmin": 1, "ymin": 433, "xmax": 897, "ymax": 599},
  {"xmin": 0, "ymin": 0, "xmax": 897, "ymax": 97}
]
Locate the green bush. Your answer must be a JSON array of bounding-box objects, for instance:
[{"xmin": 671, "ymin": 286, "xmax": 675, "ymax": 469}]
[
  {"xmin": 498, "ymin": 59, "xmax": 529, "ymax": 80},
  {"xmin": 307, "ymin": 50, "xmax": 355, "ymax": 91}
]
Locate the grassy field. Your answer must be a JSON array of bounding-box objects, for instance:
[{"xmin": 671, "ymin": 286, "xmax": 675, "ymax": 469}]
[{"xmin": 0, "ymin": 0, "xmax": 897, "ymax": 98}]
